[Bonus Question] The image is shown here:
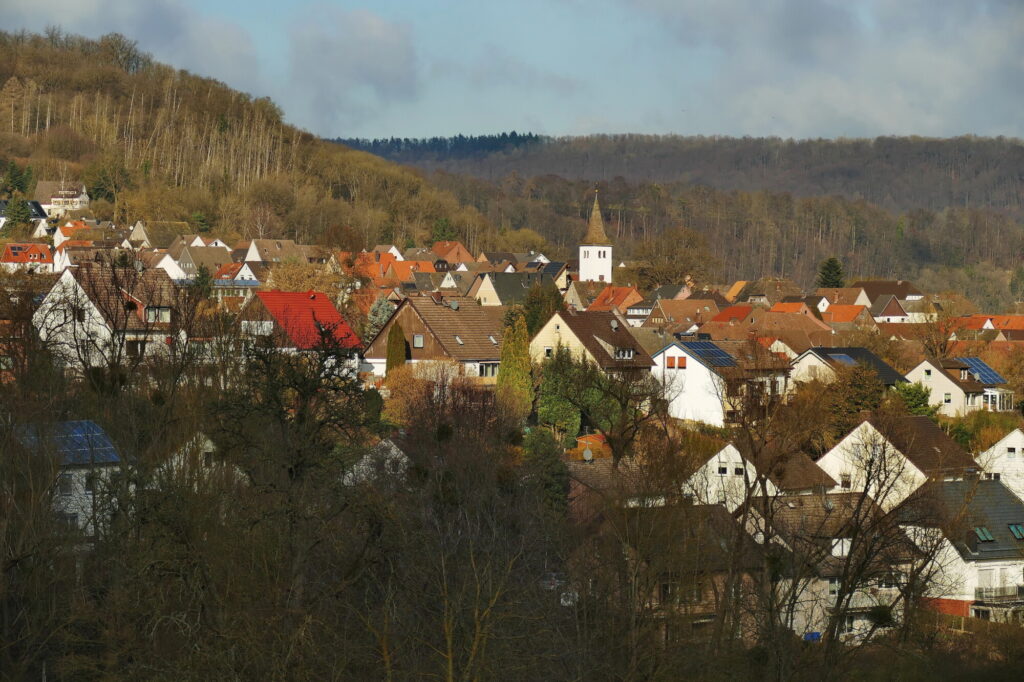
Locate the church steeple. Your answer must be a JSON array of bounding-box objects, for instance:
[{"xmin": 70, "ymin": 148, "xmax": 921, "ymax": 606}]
[
  {"xmin": 579, "ymin": 190, "xmax": 613, "ymax": 283},
  {"xmin": 583, "ymin": 191, "xmax": 612, "ymax": 245}
]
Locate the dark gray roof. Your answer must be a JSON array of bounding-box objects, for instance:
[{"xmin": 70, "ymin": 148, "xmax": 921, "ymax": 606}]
[
  {"xmin": 806, "ymin": 346, "xmax": 908, "ymax": 386},
  {"xmin": 651, "ymin": 284, "xmax": 687, "ymax": 300},
  {"xmin": 0, "ymin": 200, "xmax": 48, "ymax": 220},
  {"xmin": 488, "ymin": 272, "xmax": 555, "ymax": 306},
  {"xmin": 897, "ymin": 479, "xmax": 1024, "ymax": 562}
]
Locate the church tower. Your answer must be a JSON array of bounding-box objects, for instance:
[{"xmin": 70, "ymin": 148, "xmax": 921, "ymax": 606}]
[{"xmin": 579, "ymin": 191, "xmax": 612, "ymax": 282}]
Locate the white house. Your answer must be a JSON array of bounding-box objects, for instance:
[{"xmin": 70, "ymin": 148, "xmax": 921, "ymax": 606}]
[
  {"xmin": 682, "ymin": 444, "xmax": 771, "ymax": 512},
  {"xmin": 898, "ymin": 479, "xmax": 1024, "ymax": 622},
  {"xmin": 978, "ymin": 429, "xmax": 1024, "ymax": 503},
  {"xmin": 816, "ymin": 417, "xmax": 978, "ymax": 512},
  {"xmin": 650, "ymin": 341, "xmax": 729, "ymax": 426},
  {"xmin": 905, "ymin": 357, "xmax": 1014, "ymax": 417},
  {"xmin": 18, "ymin": 420, "xmax": 121, "ymax": 537}
]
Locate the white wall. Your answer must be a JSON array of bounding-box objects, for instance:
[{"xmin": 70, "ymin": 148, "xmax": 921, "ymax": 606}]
[
  {"xmin": 651, "ymin": 345, "xmax": 726, "ymax": 426},
  {"xmin": 979, "ymin": 430, "xmax": 1024, "ymax": 503},
  {"xmin": 905, "ymin": 361, "xmax": 976, "ymax": 417},
  {"xmin": 683, "ymin": 444, "xmax": 776, "ymax": 511},
  {"xmin": 578, "ymin": 245, "xmax": 611, "ymax": 283}
]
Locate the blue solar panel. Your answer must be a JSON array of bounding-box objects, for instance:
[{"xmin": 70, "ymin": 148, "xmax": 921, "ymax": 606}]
[
  {"xmin": 956, "ymin": 357, "xmax": 1006, "ymax": 385},
  {"xmin": 827, "ymin": 353, "xmax": 857, "ymax": 366},
  {"xmin": 17, "ymin": 420, "xmax": 120, "ymax": 466},
  {"xmin": 681, "ymin": 341, "xmax": 737, "ymax": 367}
]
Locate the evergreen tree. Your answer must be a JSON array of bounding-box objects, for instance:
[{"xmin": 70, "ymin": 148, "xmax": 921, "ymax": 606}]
[
  {"xmin": 816, "ymin": 257, "xmax": 845, "ymax": 288},
  {"xmin": 523, "ymin": 280, "xmax": 564, "ymax": 336},
  {"xmin": 385, "ymin": 322, "xmax": 407, "ymax": 375},
  {"xmin": 522, "ymin": 428, "xmax": 569, "ymax": 515},
  {"xmin": 366, "ymin": 296, "xmax": 395, "ymax": 342},
  {"xmin": 431, "ymin": 217, "xmax": 457, "ymax": 242},
  {"xmin": 891, "ymin": 381, "xmax": 939, "ymax": 418},
  {"xmin": 828, "ymin": 363, "xmax": 884, "ymax": 438},
  {"xmin": 2, "ymin": 192, "xmax": 32, "ymax": 230},
  {"xmin": 537, "ymin": 348, "xmax": 581, "ymax": 446},
  {"xmin": 496, "ymin": 309, "xmax": 533, "ymax": 425},
  {"xmin": 191, "ymin": 265, "xmax": 214, "ymax": 299}
]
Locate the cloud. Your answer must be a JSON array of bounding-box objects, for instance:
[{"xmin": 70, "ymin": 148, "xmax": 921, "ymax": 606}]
[
  {"xmin": 286, "ymin": 8, "xmax": 419, "ymax": 135},
  {"xmin": 620, "ymin": 0, "xmax": 1024, "ymax": 137},
  {"xmin": 457, "ymin": 44, "xmax": 583, "ymax": 94}
]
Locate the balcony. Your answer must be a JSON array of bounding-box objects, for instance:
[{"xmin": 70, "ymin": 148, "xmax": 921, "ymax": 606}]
[{"xmin": 975, "ymin": 585, "xmax": 1024, "ymax": 603}]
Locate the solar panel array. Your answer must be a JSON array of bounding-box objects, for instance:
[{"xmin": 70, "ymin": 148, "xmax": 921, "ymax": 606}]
[
  {"xmin": 957, "ymin": 357, "xmax": 1006, "ymax": 385},
  {"xmin": 681, "ymin": 341, "xmax": 737, "ymax": 367},
  {"xmin": 827, "ymin": 353, "xmax": 857, "ymax": 366},
  {"xmin": 18, "ymin": 420, "xmax": 120, "ymax": 466}
]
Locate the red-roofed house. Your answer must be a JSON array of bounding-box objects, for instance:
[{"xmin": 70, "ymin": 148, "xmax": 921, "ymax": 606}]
[
  {"xmin": 711, "ymin": 305, "xmax": 754, "ymax": 324},
  {"xmin": 385, "ymin": 260, "xmax": 437, "ymax": 283},
  {"xmin": 821, "ymin": 304, "xmax": 874, "ymax": 329},
  {"xmin": 432, "ymin": 241, "xmax": 473, "ymax": 264},
  {"xmin": 587, "ymin": 285, "xmax": 644, "ymax": 314},
  {"xmin": 1, "ymin": 243, "xmax": 54, "ymax": 273},
  {"xmin": 241, "ymin": 290, "xmax": 361, "ymax": 352}
]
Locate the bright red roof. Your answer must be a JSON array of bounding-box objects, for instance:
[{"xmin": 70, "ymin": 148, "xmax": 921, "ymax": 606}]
[
  {"xmin": 587, "ymin": 286, "xmax": 642, "ymax": 312},
  {"xmin": 214, "ymin": 262, "xmax": 243, "ymax": 280},
  {"xmin": 2, "ymin": 243, "xmax": 53, "ymax": 264},
  {"xmin": 711, "ymin": 305, "xmax": 753, "ymax": 323},
  {"xmin": 255, "ymin": 290, "xmax": 361, "ymax": 350}
]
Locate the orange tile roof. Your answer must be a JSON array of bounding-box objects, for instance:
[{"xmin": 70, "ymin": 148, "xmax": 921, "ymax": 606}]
[
  {"xmin": 724, "ymin": 281, "xmax": 747, "ymax": 302},
  {"xmin": 214, "ymin": 262, "xmax": 243, "ymax": 280},
  {"xmin": 387, "ymin": 260, "xmax": 436, "ymax": 282},
  {"xmin": 769, "ymin": 302, "xmax": 806, "ymax": 314},
  {"xmin": 1, "ymin": 243, "xmax": 53, "ymax": 264},
  {"xmin": 587, "ymin": 285, "xmax": 643, "ymax": 313},
  {"xmin": 711, "ymin": 305, "xmax": 753, "ymax": 323},
  {"xmin": 822, "ymin": 304, "xmax": 867, "ymax": 324}
]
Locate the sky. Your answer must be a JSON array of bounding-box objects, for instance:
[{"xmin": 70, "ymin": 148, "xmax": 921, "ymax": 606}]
[{"xmin": 6, "ymin": 0, "xmax": 1024, "ymax": 140}]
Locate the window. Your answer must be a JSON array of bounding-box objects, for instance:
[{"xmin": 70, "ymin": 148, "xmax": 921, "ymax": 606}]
[
  {"xmin": 614, "ymin": 348, "xmax": 634, "ymax": 360},
  {"xmin": 840, "ymin": 473, "xmax": 851, "ymax": 490},
  {"xmin": 831, "ymin": 538, "xmax": 851, "ymax": 557},
  {"xmin": 145, "ymin": 306, "xmax": 171, "ymax": 323},
  {"xmin": 1009, "ymin": 524, "xmax": 1024, "ymax": 540},
  {"xmin": 974, "ymin": 527, "xmax": 995, "ymax": 542},
  {"xmin": 1009, "ymin": 447, "xmax": 1017, "ymax": 458},
  {"xmin": 58, "ymin": 473, "xmax": 73, "ymax": 496},
  {"xmin": 878, "ymin": 573, "xmax": 901, "ymax": 589},
  {"xmin": 57, "ymin": 512, "xmax": 78, "ymax": 531},
  {"xmin": 412, "ymin": 334, "xmax": 424, "ymax": 349},
  {"xmin": 84, "ymin": 473, "xmax": 97, "ymax": 494},
  {"xmin": 828, "ymin": 577, "xmax": 840, "ymax": 597},
  {"xmin": 666, "ymin": 356, "xmax": 676, "ymax": 369},
  {"xmin": 126, "ymin": 340, "xmax": 147, "ymax": 359},
  {"xmin": 841, "ymin": 615, "xmax": 856, "ymax": 635},
  {"xmin": 544, "ymin": 346, "xmax": 553, "ymax": 358},
  {"xmin": 718, "ymin": 466, "xmax": 728, "ymax": 475},
  {"xmin": 677, "ymin": 357, "xmax": 686, "ymax": 369},
  {"xmin": 734, "ymin": 467, "xmax": 745, "ymax": 476},
  {"xmin": 943, "ymin": 393, "xmax": 952, "ymax": 404},
  {"xmin": 75, "ymin": 308, "xmax": 86, "ymax": 323},
  {"xmin": 924, "ymin": 369, "xmax": 932, "ymax": 377},
  {"xmin": 478, "ymin": 362, "xmax": 499, "ymax": 378}
]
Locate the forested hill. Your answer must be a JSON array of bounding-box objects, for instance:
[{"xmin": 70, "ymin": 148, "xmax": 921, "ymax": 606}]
[
  {"xmin": 338, "ymin": 133, "xmax": 1024, "ymax": 216},
  {"xmin": 0, "ymin": 30, "xmax": 493, "ymax": 251}
]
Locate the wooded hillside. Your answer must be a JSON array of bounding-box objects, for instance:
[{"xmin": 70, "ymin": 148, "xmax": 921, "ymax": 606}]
[{"xmin": 0, "ymin": 30, "xmax": 492, "ymax": 251}]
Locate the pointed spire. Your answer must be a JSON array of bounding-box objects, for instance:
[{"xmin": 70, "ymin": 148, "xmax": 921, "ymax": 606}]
[{"xmin": 583, "ymin": 190, "xmax": 612, "ymax": 245}]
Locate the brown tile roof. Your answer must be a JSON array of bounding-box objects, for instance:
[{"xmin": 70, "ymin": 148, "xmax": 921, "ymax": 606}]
[
  {"xmin": 870, "ymin": 415, "xmax": 977, "ymax": 476},
  {"xmin": 69, "ymin": 263, "xmax": 178, "ymax": 332},
  {"xmin": 559, "ymin": 309, "xmax": 654, "ymax": 369},
  {"xmin": 816, "ymin": 287, "xmax": 866, "ymax": 305},
  {"xmin": 643, "ymin": 298, "xmax": 720, "ymax": 330},
  {"xmin": 406, "ymin": 295, "xmax": 506, "ymax": 361}
]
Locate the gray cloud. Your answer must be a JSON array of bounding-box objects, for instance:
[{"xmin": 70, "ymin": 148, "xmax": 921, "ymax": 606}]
[
  {"xmin": 286, "ymin": 8, "xmax": 419, "ymax": 135},
  {"xmin": 623, "ymin": 0, "xmax": 1024, "ymax": 137}
]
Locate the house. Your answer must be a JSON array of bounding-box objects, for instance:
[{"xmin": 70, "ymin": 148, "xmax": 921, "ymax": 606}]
[
  {"xmin": 469, "ymin": 272, "xmax": 555, "ymax": 306},
  {"xmin": 587, "ymin": 285, "xmax": 644, "ymax": 315},
  {"xmin": 432, "ymin": 240, "xmax": 474, "ymax": 264},
  {"xmin": 897, "ymin": 479, "xmax": 1024, "ymax": 622},
  {"xmin": 240, "ymin": 290, "xmax": 361, "ymax": 353},
  {"xmin": 820, "ymin": 305, "xmax": 874, "ymax": 330},
  {"xmin": 747, "ymin": 492, "xmax": 915, "ymax": 641},
  {"xmin": 363, "ymin": 294, "xmax": 506, "ymax": 379},
  {"xmin": 815, "ymin": 287, "xmax": 871, "ymax": 308},
  {"xmin": 850, "ymin": 280, "xmax": 924, "ymax": 305},
  {"xmin": 34, "ymin": 264, "xmax": 180, "ymax": 369},
  {"xmin": 175, "ymin": 246, "xmax": 234, "ymax": 280},
  {"xmin": 978, "ymin": 430, "xmax": 1024, "ymax": 503},
  {"xmin": 136, "ymin": 249, "xmax": 187, "ymax": 280},
  {"xmin": 0, "ymin": 198, "xmax": 49, "ymax": 230},
  {"xmin": 33, "ymin": 181, "xmax": 90, "ymax": 217},
  {"xmin": 245, "ymin": 239, "xmax": 308, "ymax": 264},
  {"xmin": 17, "ymin": 420, "xmax": 120, "ymax": 536},
  {"xmin": 372, "ymin": 244, "xmax": 404, "ymax": 261},
  {"xmin": 904, "ymin": 357, "xmax": 1015, "ymax": 417},
  {"xmin": 342, "ymin": 439, "xmax": 410, "ymax": 486},
  {"xmin": 869, "ymin": 295, "xmax": 909, "ymax": 323},
  {"xmin": 790, "ymin": 347, "xmax": 907, "ymax": 388},
  {"xmin": 128, "ymin": 220, "xmax": 192, "ymax": 249},
  {"xmin": 623, "ymin": 298, "xmax": 656, "ymax": 327},
  {"xmin": 642, "ymin": 299, "xmax": 721, "ymax": 333},
  {"xmin": 563, "ymin": 280, "xmax": 607, "ymax": 310},
  {"xmin": 1, "ymin": 243, "xmax": 54, "ymax": 274},
  {"xmin": 530, "ymin": 308, "xmax": 653, "ymax": 374},
  {"xmin": 734, "ymin": 278, "xmax": 803, "ymax": 307},
  {"xmin": 816, "ymin": 416, "xmax": 978, "ymax": 512},
  {"xmin": 710, "ymin": 305, "xmax": 754, "ymax": 325},
  {"xmin": 650, "ymin": 339, "xmax": 790, "ymax": 426}
]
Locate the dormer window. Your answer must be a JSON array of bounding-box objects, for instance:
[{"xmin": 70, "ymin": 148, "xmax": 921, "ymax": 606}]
[
  {"xmin": 974, "ymin": 527, "xmax": 995, "ymax": 542},
  {"xmin": 614, "ymin": 348, "xmax": 634, "ymax": 360},
  {"xmin": 961, "ymin": 369, "xmax": 968, "ymax": 381}
]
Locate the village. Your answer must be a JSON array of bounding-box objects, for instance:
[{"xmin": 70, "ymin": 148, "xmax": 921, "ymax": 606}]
[{"xmin": 6, "ymin": 180, "xmax": 1024, "ymax": 659}]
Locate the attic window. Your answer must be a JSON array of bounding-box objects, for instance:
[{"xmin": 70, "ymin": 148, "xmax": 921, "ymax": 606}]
[
  {"xmin": 974, "ymin": 527, "xmax": 995, "ymax": 542},
  {"xmin": 1009, "ymin": 524, "xmax": 1024, "ymax": 540},
  {"xmin": 614, "ymin": 348, "xmax": 634, "ymax": 360},
  {"xmin": 413, "ymin": 334, "xmax": 424, "ymax": 349}
]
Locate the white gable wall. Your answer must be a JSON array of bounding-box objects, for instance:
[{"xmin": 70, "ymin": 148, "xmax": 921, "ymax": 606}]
[
  {"xmin": 979, "ymin": 429, "xmax": 1024, "ymax": 502},
  {"xmin": 651, "ymin": 344, "xmax": 726, "ymax": 426}
]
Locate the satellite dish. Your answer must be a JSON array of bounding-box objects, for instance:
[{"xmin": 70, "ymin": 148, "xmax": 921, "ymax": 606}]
[{"xmin": 583, "ymin": 448, "xmax": 593, "ymax": 462}]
